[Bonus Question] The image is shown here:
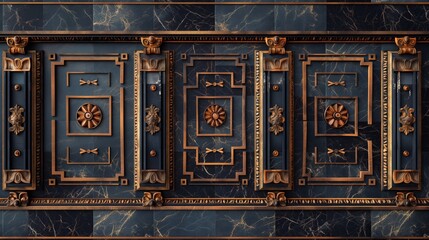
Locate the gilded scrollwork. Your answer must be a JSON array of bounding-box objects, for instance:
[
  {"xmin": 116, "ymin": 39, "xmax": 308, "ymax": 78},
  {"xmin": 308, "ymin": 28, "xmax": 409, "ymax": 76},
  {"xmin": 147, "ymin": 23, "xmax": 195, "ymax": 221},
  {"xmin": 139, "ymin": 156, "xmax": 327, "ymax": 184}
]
[
  {"xmin": 265, "ymin": 192, "xmax": 286, "ymax": 207},
  {"xmin": 145, "ymin": 105, "xmax": 161, "ymax": 135},
  {"xmin": 324, "ymin": 103, "xmax": 349, "ymax": 129},
  {"xmin": 8, "ymin": 105, "xmax": 25, "ymax": 135},
  {"xmin": 76, "ymin": 103, "xmax": 103, "ymax": 129},
  {"xmin": 395, "ymin": 36, "xmax": 416, "ymax": 55},
  {"xmin": 6, "ymin": 36, "xmax": 28, "ymax": 54},
  {"xmin": 142, "ymin": 171, "xmax": 166, "ymax": 184},
  {"xmin": 395, "ymin": 192, "xmax": 417, "ymax": 207},
  {"xmin": 265, "ymin": 36, "xmax": 286, "ymax": 55},
  {"xmin": 7, "ymin": 192, "xmax": 28, "ymax": 207},
  {"xmin": 399, "ymin": 105, "xmax": 415, "ymax": 135},
  {"xmin": 143, "ymin": 192, "xmax": 163, "ymax": 207},
  {"xmin": 4, "ymin": 170, "xmax": 31, "ymax": 184},
  {"xmin": 269, "ymin": 105, "xmax": 285, "ymax": 135},
  {"xmin": 204, "ymin": 104, "xmax": 226, "ymax": 127}
]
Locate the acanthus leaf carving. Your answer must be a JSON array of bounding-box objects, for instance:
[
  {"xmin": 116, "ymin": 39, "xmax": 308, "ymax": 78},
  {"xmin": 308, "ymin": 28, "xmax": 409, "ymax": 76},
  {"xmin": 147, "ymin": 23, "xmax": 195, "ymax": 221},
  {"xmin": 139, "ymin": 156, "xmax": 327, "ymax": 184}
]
[
  {"xmin": 395, "ymin": 192, "xmax": 417, "ymax": 207},
  {"xmin": 269, "ymin": 105, "xmax": 285, "ymax": 135},
  {"xmin": 399, "ymin": 105, "xmax": 415, "ymax": 136},
  {"xmin": 7, "ymin": 192, "xmax": 28, "ymax": 207},
  {"xmin": 145, "ymin": 105, "xmax": 161, "ymax": 135},
  {"xmin": 4, "ymin": 170, "xmax": 31, "ymax": 184},
  {"xmin": 8, "ymin": 105, "xmax": 25, "ymax": 135},
  {"xmin": 142, "ymin": 170, "xmax": 166, "ymax": 184},
  {"xmin": 4, "ymin": 57, "xmax": 31, "ymax": 71},
  {"xmin": 143, "ymin": 192, "xmax": 163, "ymax": 207},
  {"xmin": 265, "ymin": 192, "xmax": 286, "ymax": 207}
]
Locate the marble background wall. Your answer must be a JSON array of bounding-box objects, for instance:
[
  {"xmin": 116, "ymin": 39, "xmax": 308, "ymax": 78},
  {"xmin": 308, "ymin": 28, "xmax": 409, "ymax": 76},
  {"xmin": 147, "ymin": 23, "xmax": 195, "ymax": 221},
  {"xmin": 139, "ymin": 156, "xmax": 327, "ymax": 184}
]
[{"xmin": 1, "ymin": 1, "xmax": 429, "ymax": 239}]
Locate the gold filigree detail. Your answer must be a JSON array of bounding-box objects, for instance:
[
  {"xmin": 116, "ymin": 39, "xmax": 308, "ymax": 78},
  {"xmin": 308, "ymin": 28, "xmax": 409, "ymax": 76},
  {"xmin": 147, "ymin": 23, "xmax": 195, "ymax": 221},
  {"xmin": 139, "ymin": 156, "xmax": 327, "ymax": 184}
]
[
  {"xmin": 8, "ymin": 105, "xmax": 25, "ymax": 135},
  {"xmin": 396, "ymin": 192, "xmax": 417, "ymax": 207},
  {"xmin": 269, "ymin": 105, "xmax": 285, "ymax": 135},
  {"xmin": 143, "ymin": 192, "xmax": 163, "ymax": 207},
  {"xmin": 265, "ymin": 36, "xmax": 286, "ymax": 55},
  {"xmin": 324, "ymin": 103, "xmax": 349, "ymax": 129},
  {"xmin": 6, "ymin": 36, "xmax": 28, "ymax": 55},
  {"xmin": 141, "ymin": 58, "xmax": 165, "ymax": 71},
  {"xmin": 79, "ymin": 79, "xmax": 98, "ymax": 86},
  {"xmin": 142, "ymin": 171, "xmax": 166, "ymax": 184},
  {"xmin": 265, "ymin": 192, "xmax": 286, "ymax": 207},
  {"xmin": 76, "ymin": 103, "xmax": 103, "ymax": 129},
  {"xmin": 205, "ymin": 148, "xmax": 224, "ymax": 154},
  {"xmin": 204, "ymin": 104, "xmax": 226, "ymax": 127},
  {"xmin": 399, "ymin": 105, "xmax": 415, "ymax": 135},
  {"xmin": 393, "ymin": 170, "xmax": 419, "ymax": 184},
  {"xmin": 395, "ymin": 36, "xmax": 416, "ymax": 55},
  {"xmin": 327, "ymin": 80, "xmax": 346, "ymax": 87},
  {"xmin": 141, "ymin": 36, "xmax": 163, "ymax": 55},
  {"xmin": 264, "ymin": 170, "xmax": 288, "ymax": 184},
  {"xmin": 4, "ymin": 170, "xmax": 31, "ymax": 184},
  {"xmin": 7, "ymin": 192, "xmax": 28, "ymax": 207},
  {"xmin": 4, "ymin": 57, "xmax": 31, "ymax": 71},
  {"xmin": 327, "ymin": 148, "xmax": 346, "ymax": 156},
  {"xmin": 79, "ymin": 148, "xmax": 99, "ymax": 155},
  {"xmin": 206, "ymin": 81, "xmax": 224, "ymax": 88},
  {"xmin": 145, "ymin": 105, "xmax": 161, "ymax": 135}
]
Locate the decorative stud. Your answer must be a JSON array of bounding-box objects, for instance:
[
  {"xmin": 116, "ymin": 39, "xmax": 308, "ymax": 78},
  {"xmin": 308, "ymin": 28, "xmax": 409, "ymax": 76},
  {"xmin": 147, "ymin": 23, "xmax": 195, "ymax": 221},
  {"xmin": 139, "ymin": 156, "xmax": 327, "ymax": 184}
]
[
  {"xmin": 272, "ymin": 150, "xmax": 279, "ymax": 157},
  {"xmin": 402, "ymin": 150, "xmax": 410, "ymax": 157},
  {"xmin": 150, "ymin": 150, "xmax": 157, "ymax": 157},
  {"xmin": 272, "ymin": 85, "xmax": 279, "ymax": 91},
  {"xmin": 14, "ymin": 84, "xmax": 21, "ymax": 91},
  {"xmin": 150, "ymin": 84, "xmax": 157, "ymax": 92},
  {"xmin": 13, "ymin": 150, "xmax": 21, "ymax": 157}
]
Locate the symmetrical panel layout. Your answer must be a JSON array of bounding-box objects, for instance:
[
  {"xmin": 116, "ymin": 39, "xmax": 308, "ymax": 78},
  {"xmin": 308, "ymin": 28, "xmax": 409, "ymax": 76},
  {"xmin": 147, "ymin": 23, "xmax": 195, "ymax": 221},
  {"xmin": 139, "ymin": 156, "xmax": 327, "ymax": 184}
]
[
  {"xmin": 181, "ymin": 53, "xmax": 247, "ymax": 185},
  {"xmin": 50, "ymin": 53, "xmax": 127, "ymax": 186},
  {"xmin": 2, "ymin": 37, "xmax": 42, "ymax": 193},
  {"xmin": 300, "ymin": 53, "xmax": 375, "ymax": 186},
  {"xmin": 382, "ymin": 37, "xmax": 421, "ymax": 191},
  {"xmin": 254, "ymin": 37, "xmax": 294, "ymax": 191}
]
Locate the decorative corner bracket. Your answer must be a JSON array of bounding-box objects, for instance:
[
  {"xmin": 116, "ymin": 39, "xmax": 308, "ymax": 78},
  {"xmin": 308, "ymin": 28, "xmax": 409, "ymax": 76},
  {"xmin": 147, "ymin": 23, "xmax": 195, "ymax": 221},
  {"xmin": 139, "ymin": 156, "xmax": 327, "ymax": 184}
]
[
  {"xmin": 395, "ymin": 36, "xmax": 416, "ymax": 55},
  {"xmin": 265, "ymin": 36, "xmax": 286, "ymax": 55},
  {"xmin": 265, "ymin": 192, "xmax": 286, "ymax": 207},
  {"xmin": 141, "ymin": 36, "xmax": 163, "ymax": 55},
  {"xmin": 6, "ymin": 36, "xmax": 29, "ymax": 55},
  {"xmin": 143, "ymin": 192, "xmax": 163, "ymax": 207},
  {"xmin": 395, "ymin": 192, "xmax": 416, "ymax": 207},
  {"xmin": 7, "ymin": 192, "xmax": 28, "ymax": 207}
]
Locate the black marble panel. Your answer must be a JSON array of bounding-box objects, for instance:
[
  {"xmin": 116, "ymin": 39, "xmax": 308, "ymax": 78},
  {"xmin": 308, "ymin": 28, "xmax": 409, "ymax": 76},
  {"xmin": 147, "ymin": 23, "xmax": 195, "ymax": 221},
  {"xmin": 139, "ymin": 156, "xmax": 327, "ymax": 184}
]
[
  {"xmin": 327, "ymin": 5, "xmax": 429, "ymax": 31},
  {"xmin": 215, "ymin": 5, "xmax": 274, "ymax": 31},
  {"xmin": 43, "ymin": 5, "xmax": 93, "ymax": 31},
  {"xmin": 3, "ymin": 5, "xmax": 43, "ymax": 31},
  {"xmin": 372, "ymin": 211, "xmax": 429, "ymax": 237},
  {"xmin": 93, "ymin": 5, "xmax": 153, "ymax": 31},
  {"xmin": 0, "ymin": 211, "xmax": 29, "ymax": 236},
  {"xmin": 27, "ymin": 211, "xmax": 93, "ymax": 236},
  {"xmin": 276, "ymin": 211, "xmax": 371, "ymax": 237},
  {"xmin": 93, "ymin": 211, "xmax": 153, "ymax": 236},
  {"xmin": 154, "ymin": 4, "xmax": 215, "ymax": 31},
  {"xmin": 215, "ymin": 211, "xmax": 275, "ymax": 237},
  {"xmin": 275, "ymin": 5, "xmax": 327, "ymax": 31},
  {"xmin": 153, "ymin": 211, "xmax": 216, "ymax": 237}
]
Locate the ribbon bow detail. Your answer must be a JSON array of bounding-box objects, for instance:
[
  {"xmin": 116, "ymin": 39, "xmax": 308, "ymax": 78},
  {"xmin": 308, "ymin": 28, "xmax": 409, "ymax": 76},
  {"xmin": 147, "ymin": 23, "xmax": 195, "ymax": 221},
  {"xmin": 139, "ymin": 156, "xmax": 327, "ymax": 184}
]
[
  {"xmin": 79, "ymin": 148, "xmax": 99, "ymax": 155},
  {"xmin": 206, "ymin": 81, "xmax": 224, "ymax": 88},
  {"xmin": 327, "ymin": 148, "xmax": 346, "ymax": 155},
  {"xmin": 205, "ymin": 148, "xmax": 224, "ymax": 154},
  {"xmin": 80, "ymin": 79, "xmax": 98, "ymax": 86},
  {"xmin": 327, "ymin": 80, "xmax": 345, "ymax": 87}
]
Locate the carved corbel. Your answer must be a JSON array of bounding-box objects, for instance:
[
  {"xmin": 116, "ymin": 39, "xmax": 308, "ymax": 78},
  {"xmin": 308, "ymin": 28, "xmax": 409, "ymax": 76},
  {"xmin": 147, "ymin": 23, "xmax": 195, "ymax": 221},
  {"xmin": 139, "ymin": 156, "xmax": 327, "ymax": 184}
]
[
  {"xmin": 265, "ymin": 36, "xmax": 286, "ymax": 55},
  {"xmin": 141, "ymin": 36, "xmax": 163, "ymax": 55},
  {"xmin": 143, "ymin": 192, "xmax": 163, "ymax": 207},
  {"xmin": 395, "ymin": 36, "xmax": 416, "ymax": 55},
  {"xmin": 6, "ymin": 36, "xmax": 29, "ymax": 55},
  {"xmin": 265, "ymin": 192, "xmax": 286, "ymax": 207},
  {"xmin": 7, "ymin": 192, "xmax": 28, "ymax": 207}
]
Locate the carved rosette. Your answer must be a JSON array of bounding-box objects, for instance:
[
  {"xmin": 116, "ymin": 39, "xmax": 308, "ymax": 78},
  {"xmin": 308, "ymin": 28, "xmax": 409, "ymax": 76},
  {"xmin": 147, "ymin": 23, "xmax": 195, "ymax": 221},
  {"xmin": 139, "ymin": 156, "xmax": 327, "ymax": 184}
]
[
  {"xmin": 7, "ymin": 192, "xmax": 28, "ymax": 207},
  {"xmin": 142, "ymin": 171, "xmax": 166, "ymax": 184},
  {"xmin": 395, "ymin": 36, "xmax": 416, "ymax": 55},
  {"xmin": 145, "ymin": 105, "xmax": 161, "ymax": 135},
  {"xmin": 204, "ymin": 104, "xmax": 226, "ymax": 128},
  {"xmin": 265, "ymin": 192, "xmax": 286, "ymax": 207},
  {"xmin": 6, "ymin": 36, "xmax": 28, "ymax": 55},
  {"xmin": 324, "ymin": 103, "xmax": 349, "ymax": 129},
  {"xmin": 265, "ymin": 36, "xmax": 286, "ymax": 55},
  {"xmin": 77, "ymin": 103, "xmax": 103, "ymax": 129},
  {"xmin": 395, "ymin": 192, "xmax": 417, "ymax": 207},
  {"xmin": 399, "ymin": 105, "xmax": 415, "ymax": 135},
  {"xmin": 4, "ymin": 170, "xmax": 31, "ymax": 184},
  {"xmin": 269, "ymin": 105, "xmax": 285, "ymax": 135},
  {"xmin": 143, "ymin": 192, "xmax": 163, "ymax": 207},
  {"xmin": 141, "ymin": 36, "xmax": 163, "ymax": 55},
  {"xmin": 8, "ymin": 105, "xmax": 25, "ymax": 135}
]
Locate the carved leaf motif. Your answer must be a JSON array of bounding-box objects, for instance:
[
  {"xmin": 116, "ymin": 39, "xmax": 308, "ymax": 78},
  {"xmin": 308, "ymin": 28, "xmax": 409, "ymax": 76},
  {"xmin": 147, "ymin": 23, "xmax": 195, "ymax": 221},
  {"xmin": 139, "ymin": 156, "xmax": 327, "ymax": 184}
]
[
  {"xmin": 7, "ymin": 192, "xmax": 28, "ymax": 207},
  {"xmin": 264, "ymin": 171, "xmax": 288, "ymax": 184},
  {"xmin": 8, "ymin": 105, "xmax": 25, "ymax": 135},
  {"xmin": 5, "ymin": 171, "xmax": 31, "ymax": 184},
  {"xmin": 399, "ymin": 105, "xmax": 415, "ymax": 135},
  {"xmin": 145, "ymin": 105, "xmax": 161, "ymax": 135},
  {"xmin": 143, "ymin": 192, "xmax": 163, "ymax": 207},
  {"xmin": 142, "ymin": 171, "xmax": 166, "ymax": 184},
  {"xmin": 269, "ymin": 105, "xmax": 285, "ymax": 135}
]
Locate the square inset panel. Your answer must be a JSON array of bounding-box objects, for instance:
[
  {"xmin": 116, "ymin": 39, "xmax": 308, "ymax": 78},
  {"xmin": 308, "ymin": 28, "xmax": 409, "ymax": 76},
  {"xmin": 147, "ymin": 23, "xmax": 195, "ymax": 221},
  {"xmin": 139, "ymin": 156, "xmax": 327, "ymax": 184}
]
[
  {"xmin": 66, "ymin": 96, "xmax": 112, "ymax": 136},
  {"xmin": 196, "ymin": 96, "xmax": 233, "ymax": 137},
  {"xmin": 314, "ymin": 96, "xmax": 358, "ymax": 137}
]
